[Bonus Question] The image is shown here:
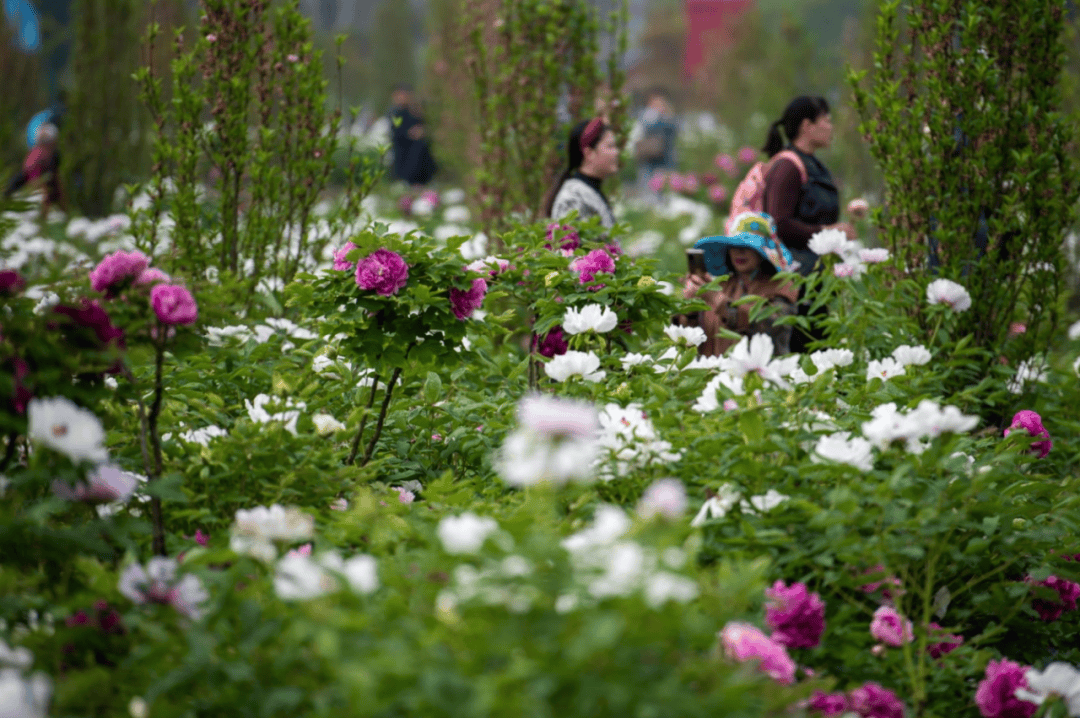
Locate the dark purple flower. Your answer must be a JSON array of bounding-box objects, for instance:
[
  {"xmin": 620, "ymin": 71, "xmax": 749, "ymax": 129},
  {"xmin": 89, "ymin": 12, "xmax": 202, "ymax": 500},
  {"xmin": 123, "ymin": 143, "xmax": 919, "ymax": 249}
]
[
  {"xmin": 449, "ymin": 278, "xmax": 487, "ymax": 320},
  {"xmin": 975, "ymin": 659, "xmax": 1035, "ymax": 718},
  {"xmin": 1029, "ymin": 574, "xmax": 1080, "ymax": 622},
  {"xmin": 1004, "ymin": 410, "xmax": 1052, "ymax": 458},
  {"xmin": 808, "ymin": 691, "xmax": 850, "ymax": 717},
  {"xmin": 926, "ymin": 622, "xmax": 964, "ymax": 658},
  {"xmin": 849, "ymin": 682, "xmax": 905, "ymax": 718},
  {"xmin": 545, "ymin": 223, "xmax": 580, "ymax": 252},
  {"xmin": 52, "ymin": 298, "xmax": 125, "ymax": 349},
  {"xmin": 355, "ymin": 248, "xmax": 409, "ymax": 296},
  {"xmin": 533, "ymin": 326, "xmax": 568, "ymax": 358},
  {"xmin": 764, "ymin": 580, "xmax": 826, "ymax": 649},
  {"xmin": 0, "ymin": 269, "xmax": 26, "ymax": 295}
]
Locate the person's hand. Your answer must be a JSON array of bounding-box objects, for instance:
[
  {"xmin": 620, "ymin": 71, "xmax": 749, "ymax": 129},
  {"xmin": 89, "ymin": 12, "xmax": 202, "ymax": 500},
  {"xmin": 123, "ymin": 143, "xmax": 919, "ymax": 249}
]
[
  {"xmin": 407, "ymin": 125, "xmax": 425, "ymax": 140},
  {"xmin": 826, "ymin": 221, "xmax": 857, "ymax": 240},
  {"xmin": 683, "ymin": 273, "xmax": 723, "ymax": 306}
]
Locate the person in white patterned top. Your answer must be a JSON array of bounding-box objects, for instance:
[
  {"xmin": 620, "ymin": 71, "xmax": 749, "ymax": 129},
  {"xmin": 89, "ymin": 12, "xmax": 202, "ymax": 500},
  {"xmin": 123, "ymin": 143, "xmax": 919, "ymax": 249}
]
[{"xmin": 543, "ymin": 117, "xmax": 618, "ymax": 231}]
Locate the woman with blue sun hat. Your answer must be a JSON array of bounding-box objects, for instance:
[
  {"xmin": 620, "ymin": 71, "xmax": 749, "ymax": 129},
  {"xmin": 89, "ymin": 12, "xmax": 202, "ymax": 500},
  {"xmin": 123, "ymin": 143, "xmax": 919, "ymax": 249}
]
[{"xmin": 682, "ymin": 211, "xmax": 798, "ymax": 356}]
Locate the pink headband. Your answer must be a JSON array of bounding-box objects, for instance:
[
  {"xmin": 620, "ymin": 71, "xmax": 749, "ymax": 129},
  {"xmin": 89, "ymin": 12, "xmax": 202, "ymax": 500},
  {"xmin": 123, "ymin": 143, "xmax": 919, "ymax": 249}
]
[{"xmin": 579, "ymin": 117, "xmax": 603, "ymax": 151}]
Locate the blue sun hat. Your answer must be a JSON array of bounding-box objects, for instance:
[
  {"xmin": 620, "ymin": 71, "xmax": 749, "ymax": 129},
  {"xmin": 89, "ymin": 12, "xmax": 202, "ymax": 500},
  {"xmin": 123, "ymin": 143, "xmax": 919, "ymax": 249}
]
[{"xmin": 693, "ymin": 211, "xmax": 794, "ymax": 277}]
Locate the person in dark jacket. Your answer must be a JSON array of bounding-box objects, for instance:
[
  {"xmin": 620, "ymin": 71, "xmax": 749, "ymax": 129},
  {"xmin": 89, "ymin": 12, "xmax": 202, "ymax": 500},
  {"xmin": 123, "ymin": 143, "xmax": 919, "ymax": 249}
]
[{"xmin": 388, "ymin": 85, "xmax": 437, "ymax": 188}]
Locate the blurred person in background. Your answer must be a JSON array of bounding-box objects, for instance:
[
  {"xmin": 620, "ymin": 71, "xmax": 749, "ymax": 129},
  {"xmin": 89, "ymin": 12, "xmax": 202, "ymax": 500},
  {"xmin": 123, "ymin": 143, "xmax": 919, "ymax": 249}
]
[
  {"xmin": 544, "ymin": 117, "xmax": 618, "ymax": 232},
  {"xmin": 761, "ymin": 95, "xmax": 855, "ymax": 352},
  {"xmin": 388, "ymin": 84, "xmax": 438, "ymax": 190},
  {"xmin": 630, "ymin": 88, "xmax": 678, "ymax": 196},
  {"xmin": 4, "ymin": 123, "xmax": 66, "ymax": 222}
]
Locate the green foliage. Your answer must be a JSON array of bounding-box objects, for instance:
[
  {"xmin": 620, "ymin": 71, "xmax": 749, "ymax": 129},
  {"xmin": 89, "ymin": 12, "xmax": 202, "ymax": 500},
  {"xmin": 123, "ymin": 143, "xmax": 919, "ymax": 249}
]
[{"xmin": 850, "ymin": 0, "xmax": 1080, "ymax": 366}]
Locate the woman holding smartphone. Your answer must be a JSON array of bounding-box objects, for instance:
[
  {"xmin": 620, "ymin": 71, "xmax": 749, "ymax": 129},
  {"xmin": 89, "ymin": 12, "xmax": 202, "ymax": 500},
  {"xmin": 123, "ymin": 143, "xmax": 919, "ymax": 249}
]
[{"xmin": 683, "ymin": 212, "xmax": 798, "ymax": 356}]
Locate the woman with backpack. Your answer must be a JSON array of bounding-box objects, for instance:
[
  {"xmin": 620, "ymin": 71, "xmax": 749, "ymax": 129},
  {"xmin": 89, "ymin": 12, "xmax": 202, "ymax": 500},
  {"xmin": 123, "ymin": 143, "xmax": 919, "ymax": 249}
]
[
  {"xmin": 543, "ymin": 117, "xmax": 618, "ymax": 231},
  {"xmin": 760, "ymin": 96, "xmax": 855, "ymax": 353}
]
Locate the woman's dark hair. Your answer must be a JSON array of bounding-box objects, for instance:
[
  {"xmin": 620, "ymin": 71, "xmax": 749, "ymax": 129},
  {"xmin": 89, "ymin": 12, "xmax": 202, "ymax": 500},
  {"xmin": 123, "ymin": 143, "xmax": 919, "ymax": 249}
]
[
  {"xmin": 542, "ymin": 118, "xmax": 610, "ymax": 218},
  {"xmin": 762, "ymin": 96, "xmax": 830, "ymax": 157}
]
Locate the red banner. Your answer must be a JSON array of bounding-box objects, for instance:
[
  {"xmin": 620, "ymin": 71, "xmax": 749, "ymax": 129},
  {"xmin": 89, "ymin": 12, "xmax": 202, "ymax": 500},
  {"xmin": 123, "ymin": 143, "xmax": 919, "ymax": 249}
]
[{"xmin": 683, "ymin": 0, "xmax": 753, "ymax": 79}]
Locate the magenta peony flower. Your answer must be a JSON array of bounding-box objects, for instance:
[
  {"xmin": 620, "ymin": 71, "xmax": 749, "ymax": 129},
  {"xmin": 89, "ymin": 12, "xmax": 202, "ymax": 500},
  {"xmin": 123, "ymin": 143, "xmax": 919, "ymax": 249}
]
[
  {"xmin": 849, "ymin": 682, "xmax": 905, "ymax": 718},
  {"xmin": 332, "ymin": 241, "xmax": 357, "ymax": 271},
  {"xmin": 419, "ymin": 189, "xmax": 439, "ymax": 207},
  {"xmin": 647, "ymin": 172, "xmax": 666, "ymax": 193},
  {"xmin": 1029, "ymin": 574, "xmax": 1080, "ymax": 622},
  {"xmin": 534, "ymin": 326, "xmax": 568, "ymax": 357},
  {"xmin": 545, "ymin": 223, "xmax": 580, "ymax": 252},
  {"xmin": 194, "ymin": 529, "xmax": 209, "ymax": 547},
  {"xmin": 355, "ymin": 248, "xmax": 409, "ymax": 296},
  {"xmin": 150, "ymin": 284, "xmax": 198, "ymax": 325},
  {"xmin": 0, "ymin": 269, "xmax": 26, "ymax": 295},
  {"xmin": 719, "ymin": 621, "xmax": 797, "ymax": 685},
  {"xmin": 716, "ymin": 153, "xmax": 737, "ymax": 176},
  {"xmin": 764, "ymin": 580, "xmax": 826, "ymax": 649},
  {"xmin": 398, "ymin": 194, "xmax": 413, "ymax": 215},
  {"xmin": 808, "ymin": 691, "xmax": 850, "ymax": 717},
  {"xmin": 975, "ymin": 659, "xmax": 1036, "ymax": 718},
  {"xmin": 134, "ymin": 268, "xmax": 170, "ymax": 286},
  {"xmin": 859, "ymin": 565, "xmax": 903, "ymax": 601},
  {"xmin": 927, "ymin": 623, "xmax": 964, "ymax": 659},
  {"xmin": 52, "ymin": 298, "xmax": 125, "ymax": 349},
  {"xmin": 89, "ymin": 250, "xmax": 150, "ymax": 295},
  {"xmin": 1004, "ymin": 410, "xmax": 1052, "ymax": 458},
  {"xmin": 571, "ymin": 248, "xmax": 616, "ymax": 285},
  {"xmin": 682, "ymin": 174, "xmax": 700, "ymax": 192},
  {"xmin": 449, "ymin": 278, "xmax": 487, "ymax": 320},
  {"xmin": 738, "ymin": 146, "xmax": 759, "ymax": 164},
  {"xmin": 870, "ymin": 605, "xmax": 913, "ymax": 647}
]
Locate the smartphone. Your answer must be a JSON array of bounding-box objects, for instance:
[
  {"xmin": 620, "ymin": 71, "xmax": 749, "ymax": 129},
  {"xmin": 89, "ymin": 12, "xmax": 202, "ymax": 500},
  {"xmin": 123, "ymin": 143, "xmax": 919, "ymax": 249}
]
[{"xmin": 686, "ymin": 248, "xmax": 707, "ymax": 277}]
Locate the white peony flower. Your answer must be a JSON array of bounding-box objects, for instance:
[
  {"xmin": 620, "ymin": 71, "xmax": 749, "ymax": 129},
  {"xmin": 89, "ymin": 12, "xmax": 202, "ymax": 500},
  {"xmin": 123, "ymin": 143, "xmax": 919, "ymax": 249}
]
[
  {"xmin": 437, "ymin": 513, "xmax": 499, "ymax": 555},
  {"xmin": 926, "ymin": 279, "xmax": 972, "ymax": 312},
  {"xmin": 1015, "ymin": 662, "xmax": 1080, "ymax": 715},
  {"xmin": 741, "ymin": 489, "xmax": 789, "ymax": 513},
  {"xmin": 274, "ymin": 551, "xmax": 379, "ymax": 601},
  {"xmin": 1069, "ymin": 320, "xmax": 1080, "ymax": 341},
  {"xmin": 1007, "ymin": 357, "xmax": 1048, "ymax": 394},
  {"xmin": 866, "ymin": 357, "xmax": 906, "ymax": 382},
  {"xmin": 464, "ymin": 255, "xmax": 509, "ymax": 275},
  {"xmin": 230, "ymin": 505, "xmax": 315, "ymax": 562},
  {"xmin": 807, "ymin": 227, "xmax": 851, "ymax": 257},
  {"xmin": 727, "ymin": 334, "xmax": 793, "ymax": 388},
  {"xmin": 891, "ymin": 344, "xmax": 932, "ymax": 367},
  {"xmin": 620, "ymin": 353, "xmax": 653, "ymax": 370},
  {"xmin": 663, "ymin": 324, "xmax": 707, "ymax": 347},
  {"xmin": 563, "ymin": 304, "xmax": 619, "ymax": 335},
  {"xmin": 862, "ymin": 400, "xmax": 978, "ymax": 452},
  {"xmin": 595, "ymin": 403, "xmax": 682, "ymax": 478},
  {"xmin": 311, "ymin": 413, "xmax": 346, "ymax": 436},
  {"xmin": 813, "ymin": 432, "xmax": 875, "ymax": 472},
  {"xmin": 244, "ymin": 394, "xmax": 307, "ymax": 435},
  {"xmin": 562, "ymin": 505, "xmax": 631, "ymax": 552},
  {"xmin": 810, "ymin": 348, "xmax": 854, "ymax": 372},
  {"xmin": 859, "ymin": 248, "xmax": 890, "ymax": 264},
  {"xmin": 0, "ymin": 640, "xmax": 32, "ymax": 670},
  {"xmin": 544, "ymin": 350, "xmax": 606, "ymax": 382},
  {"xmin": 27, "ymin": 396, "xmax": 108, "ymax": 464},
  {"xmin": 177, "ymin": 425, "xmax": 227, "ymax": 446},
  {"xmin": 517, "ymin": 394, "xmax": 597, "ymax": 439},
  {"xmin": 118, "ymin": 557, "xmax": 208, "ymax": 619},
  {"xmin": 443, "ymin": 204, "xmax": 470, "ymax": 223},
  {"xmin": 53, "ymin": 464, "xmax": 138, "ymax": 504},
  {"xmin": 637, "ymin": 479, "xmax": 688, "ymax": 520},
  {"xmin": 497, "ymin": 427, "xmax": 598, "ymax": 487},
  {"xmin": 644, "ymin": 571, "xmax": 699, "ymax": 609},
  {"xmin": 690, "ymin": 484, "xmax": 742, "ymax": 527},
  {"xmin": 0, "ymin": 664, "xmax": 51, "ymax": 718}
]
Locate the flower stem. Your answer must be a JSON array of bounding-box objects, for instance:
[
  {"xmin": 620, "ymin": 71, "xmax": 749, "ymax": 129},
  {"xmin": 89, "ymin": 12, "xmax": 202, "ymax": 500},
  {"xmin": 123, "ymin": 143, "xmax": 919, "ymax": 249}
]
[
  {"xmin": 147, "ymin": 339, "xmax": 167, "ymax": 555},
  {"xmin": 345, "ymin": 373, "xmax": 381, "ymax": 466},
  {"xmin": 362, "ymin": 366, "xmax": 403, "ymax": 467},
  {"xmin": 927, "ymin": 313, "xmax": 945, "ymax": 349}
]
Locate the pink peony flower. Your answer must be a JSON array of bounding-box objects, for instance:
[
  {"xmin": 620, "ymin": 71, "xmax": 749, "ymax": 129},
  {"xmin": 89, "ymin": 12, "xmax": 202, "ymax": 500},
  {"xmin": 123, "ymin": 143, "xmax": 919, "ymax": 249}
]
[
  {"xmin": 859, "ymin": 565, "xmax": 904, "ymax": 601},
  {"xmin": 0, "ymin": 269, "xmax": 26, "ymax": 295},
  {"xmin": 668, "ymin": 174, "xmax": 686, "ymax": 192},
  {"xmin": 518, "ymin": 393, "xmax": 598, "ymax": 438},
  {"xmin": 716, "ymin": 153, "xmax": 737, "ymax": 176},
  {"xmin": 849, "ymin": 682, "xmax": 905, "ymax": 718},
  {"xmin": 449, "ymin": 277, "xmax": 487, "ymax": 320},
  {"xmin": 90, "ymin": 250, "xmax": 150, "ymax": 295},
  {"xmin": 764, "ymin": 580, "xmax": 826, "ymax": 649},
  {"xmin": 682, "ymin": 174, "xmax": 700, "ymax": 193},
  {"xmin": 1008, "ymin": 323, "xmax": 1026, "ymax": 336},
  {"xmin": 571, "ymin": 248, "xmax": 616, "ymax": 284},
  {"xmin": 1028, "ymin": 574, "xmax": 1080, "ymax": 622},
  {"xmin": 870, "ymin": 605, "xmax": 913, "ymax": 646},
  {"xmin": 194, "ymin": 529, "xmax": 209, "ymax": 547},
  {"xmin": 330, "ymin": 498, "xmax": 349, "ymax": 511},
  {"xmin": 834, "ymin": 263, "xmax": 857, "ymax": 278},
  {"xmin": 927, "ymin": 622, "xmax": 964, "ymax": 658},
  {"xmin": 534, "ymin": 326, "xmax": 568, "ymax": 357},
  {"xmin": 847, "ymin": 198, "xmax": 870, "ymax": 218},
  {"xmin": 859, "ymin": 248, "xmax": 890, "ymax": 264},
  {"xmin": 637, "ymin": 478, "xmax": 688, "ymax": 520},
  {"xmin": 134, "ymin": 268, "xmax": 170, "ymax": 286},
  {"xmin": 333, "ymin": 241, "xmax": 357, "ymax": 271},
  {"xmin": 1004, "ymin": 410, "xmax": 1052, "ymax": 458},
  {"xmin": 53, "ymin": 465, "xmax": 138, "ymax": 504},
  {"xmin": 396, "ymin": 488, "xmax": 415, "ymax": 504},
  {"xmin": 150, "ymin": 284, "xmax": 198, "ymax": 325},
  {"xmin": 398, "ymin": 194, "xmax": 413, "ymax": 215},
  {"xmin": 719, "ymin": 621, "xmax": 797, "ymax": 685},
  {"xmin": 738, "ymin": 146, "xmax": 758, "ymax": 164},
  {"xmin": 647, "ymin": 173, "xmax": 666, "ymax": 193},
  {"xmin": 708, "ymin": 184, "xmax": 727, "ymax": 204},
  {"xmin": 355, "ymin": 248, "xmax": 409, "ymax": 296},
  {"xmin": 420, "ymin": 189, "xmax": 439, "ymax": 207},
  {"xmin": 723, "ymin": 399, "xmax": 738, "ymax": 411},
  {"xmin": 545, "ymin": 223, "xmax": 580, "ymax": 251},
  {"xmin": 287, "ymin": 53, "xmax": 299, "ymax": 62},
  {"xmin": 975, "ymin": 659, "xmax": 1036, "ymax": 718},
  {"xmin": 808, "ymin": 691, "xmax": 850, "ymax": 717},
  {"xmin": 206, "ymin": 33, "xmax": 217, "ymax": 43},
  {"xmin": 432, "ymin": 433, "xmax": 443, "ymax": 442}
]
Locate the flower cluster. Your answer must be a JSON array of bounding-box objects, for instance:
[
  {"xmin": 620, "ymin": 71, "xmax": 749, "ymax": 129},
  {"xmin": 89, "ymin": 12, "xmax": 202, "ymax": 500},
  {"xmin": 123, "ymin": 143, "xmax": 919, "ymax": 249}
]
[
  {"xmin": 545, "ymin": 223, "xmax": 580, "ymax": 252},
  {"xmin": 230, "ymin": 504, "xmax": 315, "ymax": 562},
  {"xmin": 1028, "ymin": 574, "xmax": 1080, "ymax": 622},
  {"xmin": 274, "ymin": 550, "xmax": 379, "ymax": 600},
  {"xmin": 862, "ymin": 400, "xmax": 979, "ymax": 453},
  {"xmin": 118, "ymin": 557, "xmax": 208, "ymax": 619},
  {"xmin": 497, "ymin": 394, "xmax": 599, "ymax": 487},
  {"xmin": 595, "ymin": 403, "xmax": 681, "ymax": 479}
]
